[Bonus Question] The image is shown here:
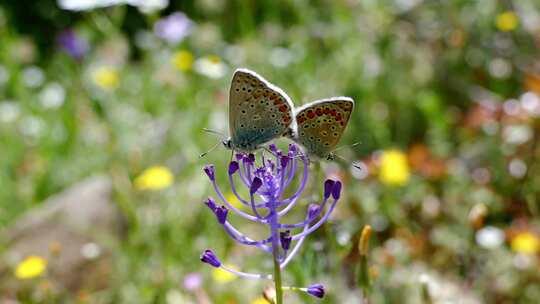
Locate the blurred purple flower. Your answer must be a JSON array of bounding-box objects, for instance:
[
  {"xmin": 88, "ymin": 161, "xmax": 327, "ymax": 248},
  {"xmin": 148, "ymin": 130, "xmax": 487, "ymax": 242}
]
[
  {"xmin": 200, "ymin": 144, "xmax": 341, "ymax": 299},
  {"xmin": 183, "ymin": 272, "xmax": 202, "ymax": 291},
  {"xmin": 154, "ymin": 12, "xmax": 193, "ymax": 45},
  {"xmin": 57, "ymin": 30, "xmax": 89, "ymax": 60}
]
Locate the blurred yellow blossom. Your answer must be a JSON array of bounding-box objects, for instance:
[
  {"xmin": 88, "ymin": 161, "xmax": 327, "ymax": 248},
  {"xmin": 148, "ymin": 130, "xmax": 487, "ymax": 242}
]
[
  {"xmin": 172, "ymin": 50, "xmax": 194, "ymax": 71},
  {"xmin": 379, "ymin": 149, "xmax": 410, "ymax": 186},
  {"xmin": 134, "ymin": 166, "xmax": 174, "ymax": 191},
  {"xmin": 93, "ymin": 66, "xmax": 119, "ymax": 89},
  {"xmin": 15, "ymin": 255, "xmax": 47, "ymax": 279},
  {"xmin": 225, "ymin": 191, "xmax": 244, "ymax": 210},
  {"xmin": 511, "ymin": 232, "xmax": 540, "ymax": 254},
  {"xmin": 251, "ymin": 297, "xmax": 269, "ymax": 304},
  {"xmin": 212, "ymin": 264, "xmax": 237, "ymax": 283},
  {"xmin": 496, "ymin": 11, "xmax": 519, "ymax": 32}
]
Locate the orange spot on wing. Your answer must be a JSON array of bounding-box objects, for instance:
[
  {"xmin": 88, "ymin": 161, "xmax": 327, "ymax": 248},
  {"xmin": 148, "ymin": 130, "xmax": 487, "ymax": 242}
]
[
  {"xmin": 316, "ymin": 108, "xmax": 323, "ymax": 116},
  {"xmin": 324, "ymin": 108, "xmax": 330, "ymax": 114},
  {"xmin": 330, "ymin": 110, "xmax": 337, "ymax": 116},
  {"xmin": 307, "ymin": 110, "xmax": 315, "ymax": 119},
  {"xmin": 279, "ymin": 105, "xmax": 287, "ymax": 112}
]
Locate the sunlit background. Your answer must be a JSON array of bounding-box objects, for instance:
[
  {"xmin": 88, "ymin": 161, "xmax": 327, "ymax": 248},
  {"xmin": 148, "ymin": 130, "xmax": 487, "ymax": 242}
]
[{"xmin": 1, "ymin": 0, "xmax": 540, "ymax": 303}]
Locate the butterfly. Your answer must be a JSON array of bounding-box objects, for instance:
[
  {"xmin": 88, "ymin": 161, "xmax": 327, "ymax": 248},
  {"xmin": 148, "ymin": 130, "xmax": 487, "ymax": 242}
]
[
  {"xmin": 222, "ymin": 68, "xmax": 296, "ymax": 152},
  {"xmin": 289, "ymin": 97, "xmax": 355, "ymax": 160}
]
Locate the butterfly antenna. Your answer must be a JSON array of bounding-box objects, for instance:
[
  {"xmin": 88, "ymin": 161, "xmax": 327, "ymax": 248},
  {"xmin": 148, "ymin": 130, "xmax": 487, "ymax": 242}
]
[
  {"xmin": 199, "ymin": 141, "xmax": 221, "ymax": 158},
  {"xmin": 203, "ymin": 128, "xmax": 226, "ymax": 139},
  {"xmin": 333, "ymin": 141, "xmax": 361, "ymax": 152},
  {"xmin": 332, "ymin": 153, "xmax": 362, "ymax": 170}
]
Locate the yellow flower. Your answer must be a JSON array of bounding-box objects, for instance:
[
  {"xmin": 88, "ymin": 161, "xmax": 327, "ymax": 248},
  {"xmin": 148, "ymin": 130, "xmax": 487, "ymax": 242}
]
[
  {"xmin": 212, "ymin": 264, "xmax": 237, "ymax": 283},
  {"xmin": 379, "ymin": 149, "xmax": 410, "ymax": 186},
  {"xmin": 496, "ymin": 11, "xmax": 519, "ymax": 32},
  {"xmin": 225, "ymin": 192, "xmax": 244, "ymax": 210},
  {"xmin": 172, "ymin": 50, "xmax": 194, "ymax": 72},
  {"xmin": 93, "ymin": 66, "xmax": 119, "ymax": 89},
  {"xmin": 15, "ymin": 256, "xmax": 47, "ymax": 279},
  {"xmin": 134, "ymin": 166, "xmax": 174, "ymax": 191},
  {"xmin": 251, "ymin": 297, "xmax": 269, "ymax": 304},
  {"xmin": 511, "ymin": 232, "xmax": 540, "ymax": 254}
]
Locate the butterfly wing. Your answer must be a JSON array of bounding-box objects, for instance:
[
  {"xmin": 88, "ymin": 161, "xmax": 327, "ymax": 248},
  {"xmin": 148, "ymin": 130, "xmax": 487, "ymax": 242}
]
[
  {"xmin": 228, "ymin": 68, "xmax": 295, "ymax": 151},
  {"xmin": 294, "ymin": 97, "xmax": 354, "ymax": 158}
]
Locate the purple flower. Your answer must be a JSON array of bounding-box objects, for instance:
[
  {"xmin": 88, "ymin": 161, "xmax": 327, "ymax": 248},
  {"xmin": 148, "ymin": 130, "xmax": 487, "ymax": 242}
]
[
  {"xmin": 306, "ymin": 284, "xmax": 325, "ymax": 298},
  {"xmin": 183, "ymin": 272, "xmax": 202, "ymax": 291},
  {"xmin": 154, "ymin": 12, "xmax": 193, "ymax": 45},
  {"xmin": 57, "ymin": 30, "xmax": 89, "ymax": 60},
  {"xmin": 200, "ymin": 250, "xmax": 221, "ymax": 267},
  {"xmin": 200, "ymin": 144, "xmax": 343, "ymax": 298}
]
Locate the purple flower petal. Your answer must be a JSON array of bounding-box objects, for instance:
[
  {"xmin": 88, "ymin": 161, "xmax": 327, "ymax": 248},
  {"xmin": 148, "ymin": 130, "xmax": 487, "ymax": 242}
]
[
  {"xmin": 57, "ymin": 30, "xmax": 88, "ymax": 60},
  {"xmin": 183, "ymin": 272, "xmax": 202, "ymax": 291},
  {"xmin": 154, "ymin": 12, "xmax": 193, "ymax": 45}
]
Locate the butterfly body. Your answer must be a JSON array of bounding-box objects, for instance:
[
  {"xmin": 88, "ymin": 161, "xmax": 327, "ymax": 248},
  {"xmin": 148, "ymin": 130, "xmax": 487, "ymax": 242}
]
[
  {"xmin": 290, "ymin": 97, "xmax": 355, "ymax": 159},
  {"xmin": 226, "ymin": 68, "xmax": 295, "ymax": 152}
]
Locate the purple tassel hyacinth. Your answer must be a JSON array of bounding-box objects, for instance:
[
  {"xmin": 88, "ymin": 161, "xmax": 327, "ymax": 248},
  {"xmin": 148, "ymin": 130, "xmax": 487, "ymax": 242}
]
[{"xmin": 200, "ymin": 143, "xmax": 342, "ymax": 301}]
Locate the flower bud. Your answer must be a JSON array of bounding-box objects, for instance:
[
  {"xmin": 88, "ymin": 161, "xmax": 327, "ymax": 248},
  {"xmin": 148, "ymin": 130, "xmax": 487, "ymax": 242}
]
[
  {"xmin": 203, "ymin": 165, "xmax": 215, "ymax": 181},
  {"xmin": 324, "ymin": 180, "xmax": 335, "ymax": 199},
  {"xmin": 331, "ymin": 181, "xmax": 342, "ymax": 200},
  {"xmin": 200, "ymin": 250, "xmax": 221, "ymax": 267},
  {"xmin": 204, "ymin": 197, "xmax": 216, "ymax": 211},
  {"xmin": 228, "ymin": 161, "xmax": 239, "ymax": 175},
  {"xmin": 215, "ymin": 206, "xmax": 228, "ymax": 224},
  {"xmin": 250, "ymin": 177, "xmax": 263, "ymax": 194},
  {"xmin": 306, "ymin": 284, "xmax": 325, "ymax": 298},
  {"xmin": 280, "ymin": 230, "xmax": 292, "ymax": 250}
]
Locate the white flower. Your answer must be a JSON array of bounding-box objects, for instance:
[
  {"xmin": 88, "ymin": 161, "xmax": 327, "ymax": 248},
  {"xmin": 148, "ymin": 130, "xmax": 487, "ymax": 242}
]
[
  {"xmin": 476, "ymin": 226, "xmax": 504, "ymax": 249},
  {"xmin": 22, "ymin": 66, "xmax": 44, "ymax": 88},
  {"xmin": 58, "ymin": 0, "xmax": 168, "ymax": 13},
  {"xmin": 39, "ymin": 83, "xmax": 66, "ymax": 109},
  {"xmin": 193, "ymin": 56, "xmax": 227, "ymax": 79},
  {"xmin": 0, "ymin": 101, "xmax": 21, "ymax": 123},
  {"xmin": 502, "ymin": 124, "xmax": 533, "ymax": 145}
]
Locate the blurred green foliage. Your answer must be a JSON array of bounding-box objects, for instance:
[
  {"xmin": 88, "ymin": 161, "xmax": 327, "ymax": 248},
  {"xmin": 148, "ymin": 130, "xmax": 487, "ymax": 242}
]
[{"xmin": 1, "ymin": 0, "xmax": 540, "ymax": 303}]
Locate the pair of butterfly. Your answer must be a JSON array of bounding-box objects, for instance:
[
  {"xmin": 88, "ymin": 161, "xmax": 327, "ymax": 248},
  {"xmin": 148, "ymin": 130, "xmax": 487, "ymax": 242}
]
[{"xmin": 217, "ymin": 68, "xmax": 354, "ymax": 161}]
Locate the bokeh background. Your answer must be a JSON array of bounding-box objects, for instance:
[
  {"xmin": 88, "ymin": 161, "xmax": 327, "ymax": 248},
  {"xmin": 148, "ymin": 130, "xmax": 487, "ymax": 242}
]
[{"xmin": 1, "ymin": 0, "xmax": 540, "ymax": 303}]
